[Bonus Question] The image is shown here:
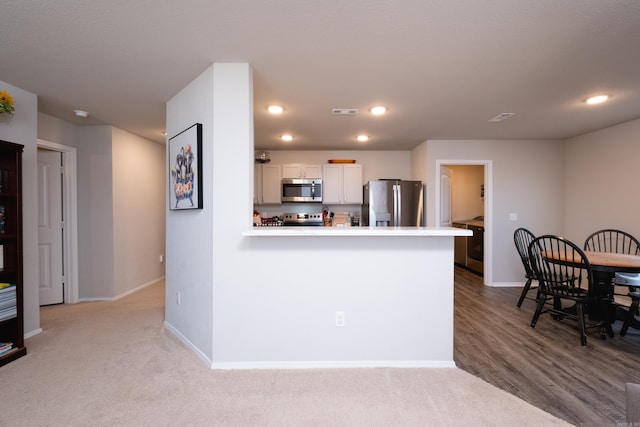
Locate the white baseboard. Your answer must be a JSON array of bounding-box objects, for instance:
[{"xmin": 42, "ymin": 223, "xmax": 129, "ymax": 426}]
[
  {"xmin": 487, "ymin": 281, "xmax": 528, "ymax": 288},
  {"xmin": 164, "ymin": 320, "xmax": 213, "ymax": 367},
  {"xmin": 78, "ymin": 276, "xmax": 165, "ymax": 302},
  {"xmin": 209, "ymin": 360, "xmax": 456, "ymax": 370},
  {"xmin": 24, "ymin": 327, "xmax": 43, "ymax": 339}
]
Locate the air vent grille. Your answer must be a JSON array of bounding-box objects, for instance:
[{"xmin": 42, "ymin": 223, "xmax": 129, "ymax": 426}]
[{"xmin": 332, "ymin": 108, "xmax": 359, "ymax": 116}]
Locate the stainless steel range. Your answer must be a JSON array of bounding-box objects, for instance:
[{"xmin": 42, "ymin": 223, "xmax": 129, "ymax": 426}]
[{"xmin": 282, "ymin": 212, "xmax": 324, "ymax": 226}]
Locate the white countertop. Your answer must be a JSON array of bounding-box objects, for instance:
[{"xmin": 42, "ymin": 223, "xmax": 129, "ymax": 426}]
[{"xmin": 243, "ymin": 226, "xmax": 472, "ymax": 237}]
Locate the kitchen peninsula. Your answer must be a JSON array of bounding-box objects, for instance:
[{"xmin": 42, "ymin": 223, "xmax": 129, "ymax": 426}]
[{"xmin": 239, "ymin": 225, "xmax": 471, "ymax": 369}]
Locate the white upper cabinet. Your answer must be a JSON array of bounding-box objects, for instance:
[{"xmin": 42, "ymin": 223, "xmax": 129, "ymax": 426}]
[
  {"xmin": 254, "ymin": 164, "xmax": 282, "ymax": 204},
  {"xmin": 322, "ymin": 164, "xmax": 363, "ymax": 204},
  {"xmin": 282, "ymin": 163, "xmax": 322, "ymax": 179}
]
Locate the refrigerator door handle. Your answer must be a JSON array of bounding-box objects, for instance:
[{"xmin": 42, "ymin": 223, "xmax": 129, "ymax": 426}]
[
  {"xmin": 396, "ymin": 184, "xmax": 401, "ymax": 226},
  {"xmin": 393, "ymin": 184, "xmax": 401, "ymax": 226},
  {"xmin": 392, "ymin": 185, "xmax": 396, "ymax": 224}
]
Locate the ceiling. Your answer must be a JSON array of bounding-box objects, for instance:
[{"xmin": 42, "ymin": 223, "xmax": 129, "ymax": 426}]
[{"xmin": 2, "ymin": 1, "xmax": 640, "ymax": 151}]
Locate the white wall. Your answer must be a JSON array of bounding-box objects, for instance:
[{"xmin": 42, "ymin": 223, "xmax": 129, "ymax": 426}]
[
  {"xmin": 426, "ymin": 139, "xmax": 565, "ymax": 284},
  {"xmin": 112, "ymin": 128, "xmax": 166, "ymax": 295},
  {"xmin": 38, "ymin": 112, "xmax": 77, "ymax": 145},
  {"xmin": 564, "ymin": 118, "xmax": 640, "ymax": 244},
  {"xmin": 0, "ymin": 81, "xmax": 39, "ymax": 336},
  {"xmin": 75, "ymin": 126, "xmax": 116, "ymax": 299},
  {"xmin": 410, "ymin": 141, "xmax": 428, "ymax": 183},
  {"xmin": 165, "ymin": 65, "xmax": 215, "ymax": 361}
]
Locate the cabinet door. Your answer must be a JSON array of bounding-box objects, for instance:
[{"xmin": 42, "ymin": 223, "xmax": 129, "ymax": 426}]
[
  {"xmin": 261, "ymin": 164, "xmax": 282, "ymax": 204},
  {"xmin": 282, "ymin": 164, "xmax": 322, "ymax": 178},
  {"xmin": 302, "ymin": 165, "xmax": 322, "ymax": 179},
  {"xmin": 282, "ymin": 164, "xmax": 301, "ymax": 178},
  {"xmin": 322, "ymin": 164, "xmax": 342, "ymax": 204},
  {"xmin": 342, "ymin": 164, "xmax": 363, "ymax": 204}
]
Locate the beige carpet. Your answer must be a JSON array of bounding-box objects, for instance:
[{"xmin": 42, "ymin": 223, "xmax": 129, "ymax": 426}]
[{"xmin": 0, "ymin": 282, "xmax": 572, "ymax": 426}]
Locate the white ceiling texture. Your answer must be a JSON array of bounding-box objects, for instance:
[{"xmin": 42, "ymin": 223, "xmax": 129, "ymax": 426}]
[{"xmin": 1, "ymin": 1, "xmax": 640, "ymax": 150}]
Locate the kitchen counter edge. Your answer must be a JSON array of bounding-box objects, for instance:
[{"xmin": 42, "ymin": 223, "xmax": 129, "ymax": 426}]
[{"xmin": 242, "ymin": 227, "xmax": 473, "ymax": 237}]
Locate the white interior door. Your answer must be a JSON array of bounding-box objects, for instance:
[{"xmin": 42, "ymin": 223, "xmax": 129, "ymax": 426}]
[
  {"xmin": 440, "ymin": 166, "xmax": 453, "ymax": 227},
  {"xmin": 38, "ymin": 149, "xmax": 64, "ymax": 305}
]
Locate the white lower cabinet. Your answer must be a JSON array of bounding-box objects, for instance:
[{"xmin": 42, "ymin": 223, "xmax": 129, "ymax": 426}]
[
  {"xmin": 254, "ymin": 164, "xmax": 282, "ymax": 204},
  {"xmin": 322, "ymin": 164, "xmax": 363, "ymax": 204}
]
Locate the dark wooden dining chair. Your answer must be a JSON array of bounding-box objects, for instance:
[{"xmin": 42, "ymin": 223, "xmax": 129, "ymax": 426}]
[
  {"xmin": 514, "ymin": 228, "xmax": 538, "ymax": 307},
  {"xmin": 584, "ymin": 229, "xmax": 640, "ymax": 316},
  {"xmin": 621, "ymin": 291, "xmax": 640, "ymax": 336},
  {"xmin": 584, "ymin": 229, "xmax": 640, "ymax": 256},
  {"xmin": 528, "ymin": 235, "xmax": 594, "ymax": 346}
]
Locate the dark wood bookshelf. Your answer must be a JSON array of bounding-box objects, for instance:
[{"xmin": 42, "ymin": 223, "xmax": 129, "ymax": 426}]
[{"xmin": 0, "ymin": 139, "xmax": 25, "ymax": 368}]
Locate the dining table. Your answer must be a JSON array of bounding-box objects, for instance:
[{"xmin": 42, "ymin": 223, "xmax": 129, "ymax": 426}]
[
  {"xmin": 583, "ymin": 251, "xmax": 640, "ymax": 328},
  {"xmin": 541, "ymin": 249, "xmax": 640, "ymax": 336}
]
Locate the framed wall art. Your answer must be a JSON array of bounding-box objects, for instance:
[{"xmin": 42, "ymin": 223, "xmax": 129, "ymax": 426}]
[{"xmin": 168, "ymin": 123, "xmax": 203, "ymax": 210}]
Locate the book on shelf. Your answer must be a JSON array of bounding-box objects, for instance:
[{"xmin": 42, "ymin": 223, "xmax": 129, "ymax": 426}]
[
  {"xmin": 0, "ymin": 289, "xmax": 15, "ymax": 299},
  {"xmin": 0, "ymin": 283, "xmax": 16, "ymax": 293},
  {"xmin": 0, "ymin": 311, "xmax": 16, "ymax": 322},
  {"xmin": 0, "ymin": 289, "xmax": 15, "ymax": 300},
  {"xmin": 0, "ymin": 205, "xmax": 4, "ymax": 234},
  {"xmin": 0, "ymin": 342, "xmax": 14, "ymax": 356},
  {"xmin": 0, "ymin": 296, "xmax": 16, "ymax": 310}
]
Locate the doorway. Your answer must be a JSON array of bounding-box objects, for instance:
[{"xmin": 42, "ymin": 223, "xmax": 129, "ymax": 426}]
[
  {"xmin": 435, "ymin": 160, "xmax": 492, "ymax": 285},
  {"xmin": 37, "ymin": 140, "xmax": 79, "ymax": 304}
]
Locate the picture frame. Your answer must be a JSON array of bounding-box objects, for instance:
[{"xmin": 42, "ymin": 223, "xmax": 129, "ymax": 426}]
[{"xmin": 168, "ymin": 123, "xmax": 203, "ymax": 210}]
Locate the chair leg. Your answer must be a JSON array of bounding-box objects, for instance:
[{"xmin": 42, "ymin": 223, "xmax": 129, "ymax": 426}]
[
  {"xmin": 530, "ymin": 294, "xmax": 546, "ymax": 328},
  {"xmin": 621, "ymin": 298, "xmax": 640, "ymax": 337},
  {"xmin": 517, "ymin": 278, "xmax": 533, "ymax": 308},
  {"xmin": 534, "ymin": 282, "xmax": 543, "ymax": 302},
  {"xmin": 577, "ymin": 302, "xmax": 587, "ymax": 346}
]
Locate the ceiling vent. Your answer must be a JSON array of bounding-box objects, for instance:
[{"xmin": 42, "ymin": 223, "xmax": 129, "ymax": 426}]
[
  {"xmin": 488, "ymin": 113, "xmax": 515, "ymax": 122},
  {"xmin": 332, "ymin": 108, "xmax": 359, "ymax": 116}
]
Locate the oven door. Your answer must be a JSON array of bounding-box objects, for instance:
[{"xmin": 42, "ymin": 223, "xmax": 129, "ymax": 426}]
[{"xmin": 467, "ymin": 225, "xmax": 484, "ymax": 261}]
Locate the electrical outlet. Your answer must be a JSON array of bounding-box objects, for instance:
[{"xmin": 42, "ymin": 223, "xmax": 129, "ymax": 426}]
[
  {"xmin": 335, "ymin": 311, "xmax": 345, "ymax": 327},
  {"xmin": 159, "ymin": 254, "xmax": 164, "ymax": 263},
  {"xmin": 176, "ymin": 291, "xmax": 181, "ymax": 305},
  {"xmin": 509, "ymin": 213, "xmax": 518, "ymax": 221}
]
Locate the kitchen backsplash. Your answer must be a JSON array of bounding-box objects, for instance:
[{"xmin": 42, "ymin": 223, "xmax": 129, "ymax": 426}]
[{"xmin": 257, "ymin": 203, "xmax": 362, "ymax": 220}]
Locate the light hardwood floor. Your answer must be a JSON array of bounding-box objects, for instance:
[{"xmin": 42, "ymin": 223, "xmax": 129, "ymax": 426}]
[{"xmin": 453, "ymin": 267, "xmax": 640, "ymax": 426}]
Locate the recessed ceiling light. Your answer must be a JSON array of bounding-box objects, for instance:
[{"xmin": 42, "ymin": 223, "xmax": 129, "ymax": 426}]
[
  {"xmin": 281, "ymin": 134, "xmax": 293, "ymax": 142},
  {"xmin": 586, "ymin": 95, "xmax": 610, "ymax": 105},
  {"xmin": 370, "ymin": 106, "xmax": 387, "ymax": 115},
  {"xmin": 267, "ymin": 105, "xmax": 284, "ymax": 114},
  {"xmin": 73, "ymin": 109, "xmax": 89, "ymax": 118},
  {"xmin": 356, "ymin": 135, "xmax": 369, "ymax": 142}
]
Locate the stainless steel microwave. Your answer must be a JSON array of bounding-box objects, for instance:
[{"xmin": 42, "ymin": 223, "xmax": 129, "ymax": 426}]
[{"xmin": 281, "ymin": 178, "xmax": 322, "ymax": 203}]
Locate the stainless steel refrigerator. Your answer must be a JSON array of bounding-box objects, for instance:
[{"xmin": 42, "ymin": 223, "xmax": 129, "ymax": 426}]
[{"xmin": 362, "ymin": 180, "xmax": 424, "ymax": 226}]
